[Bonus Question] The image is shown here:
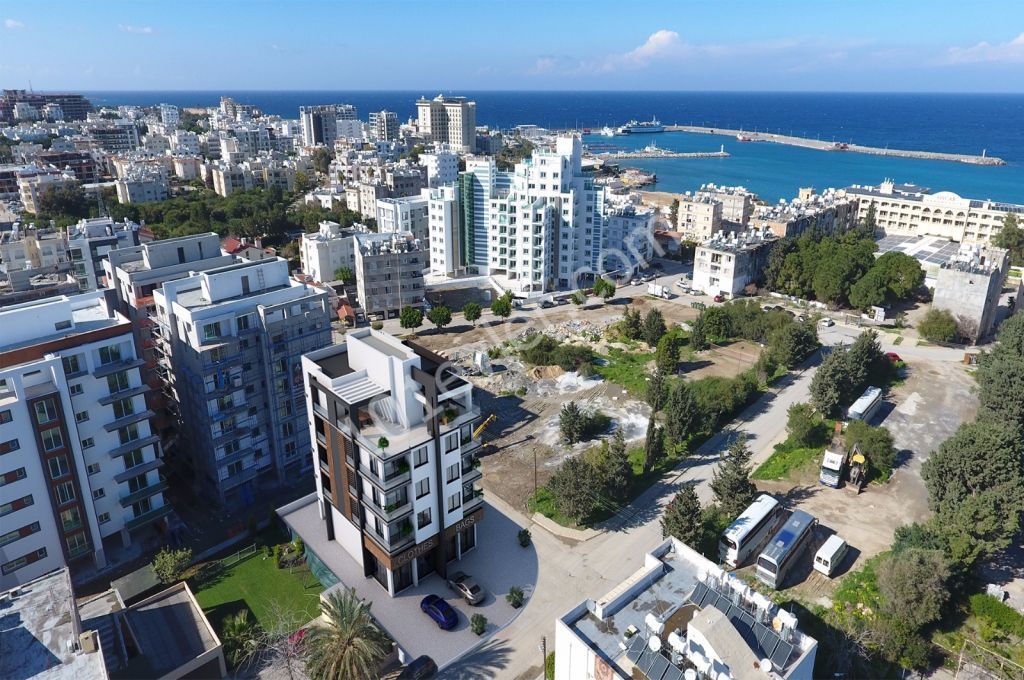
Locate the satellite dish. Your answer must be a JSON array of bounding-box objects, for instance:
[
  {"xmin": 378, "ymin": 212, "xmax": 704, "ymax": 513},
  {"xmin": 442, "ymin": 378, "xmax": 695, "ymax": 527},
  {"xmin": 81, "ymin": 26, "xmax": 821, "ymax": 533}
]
[
  {"xmin": 648, "ymin": 635, "xmax": 662, "ymax": 652},
  {"xmin": 685, "ymin": 671, "xmax": 697, "ymax": 680},
  {"xmin": 760, "ymin": 658, "xmax": 773, "ymax": 673}
]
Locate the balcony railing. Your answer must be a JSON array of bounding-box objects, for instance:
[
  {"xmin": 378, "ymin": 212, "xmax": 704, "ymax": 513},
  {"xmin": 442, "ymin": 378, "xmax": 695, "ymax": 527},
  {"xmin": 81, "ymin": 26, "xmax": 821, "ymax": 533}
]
[
  {"xmin": 368, "ymin": 520, "xmax": 415, "ymax": 554},
  {"xmin": 119, "ymin": 479, "xmax": 169, "ymax": 507},
  {"xmin": 358, "ymin": 461, "xmax": 411, "ymax": 492},
  {"xmin": 462, "ymin": 488, "xmax": 485, "ymax": 512},
  {"xmin": 125, "ymin": 503, "xmax": 173, "ymax": 531},
  {"xmin": 93, "ymin": 357, "xmax": 146, "ymax": 378},
  {"xmin": 363, "ymin": 495, "xmax": 414, "ymax": 523},
  {"xmin": 67, "ymin": 542, "xmax": 92, "ymax": 559}
]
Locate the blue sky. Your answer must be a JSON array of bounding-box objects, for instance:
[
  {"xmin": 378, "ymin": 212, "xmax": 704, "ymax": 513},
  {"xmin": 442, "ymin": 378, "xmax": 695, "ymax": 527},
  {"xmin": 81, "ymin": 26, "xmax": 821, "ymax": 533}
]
[{"xmin": 2, "ymin": 0, "xmax": 1024, "ymax": 91}]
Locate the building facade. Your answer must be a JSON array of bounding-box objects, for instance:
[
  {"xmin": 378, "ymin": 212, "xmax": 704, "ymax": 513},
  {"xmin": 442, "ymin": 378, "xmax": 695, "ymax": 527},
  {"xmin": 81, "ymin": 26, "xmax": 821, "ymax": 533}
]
[
  {"xmin": 299, "ymin": 330, "xmax": 484, "ymax": 596},
  {"xmin": 376, "ymin": 195, "xmax": 430, "ymax": 244},
  {"xmin": 692, "ymin": 229, "xmax": 777, "ymax": 297},
  {"xmin": 354, "ymin": 232, "xmax": 426, "ymax": 318},
  {"xmin": 369, "ymin": 110, "xmax": 400, "ymax": 142},
  {"xmin": 299, "ymin": 220, "xmax": 368, "ymax": 283},
  {"xmin": 416, "ymin": 95, "xmax": 476, "ymax": 153},
  {"xmin": 675, "ymin": 194, "xmax": 724, "ymax": 242},
  {"xmin": 932, "ymin": 245, "xmax": 1010, "ymax": 343},
  {"xmin": 602, "ymin": 204, "xmax": 655, "ymax": 277},
  {"xmin": 426, "ymin": 185, "xmax": 461, "ymax": 278}
]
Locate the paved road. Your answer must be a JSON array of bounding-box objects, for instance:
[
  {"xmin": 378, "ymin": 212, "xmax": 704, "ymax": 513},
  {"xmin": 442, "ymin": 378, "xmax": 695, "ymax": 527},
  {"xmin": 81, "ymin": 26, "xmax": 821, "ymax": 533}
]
[{"xmin": 444, "ymin": 324, "xmax": 971, "ymax": 680}]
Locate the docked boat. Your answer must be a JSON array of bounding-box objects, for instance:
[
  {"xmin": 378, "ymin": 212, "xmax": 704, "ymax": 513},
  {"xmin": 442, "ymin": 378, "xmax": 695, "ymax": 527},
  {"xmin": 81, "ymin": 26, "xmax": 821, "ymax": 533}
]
[
  {"xmin": 736, "ymin": 133, "xmax": 753, "ymax": 142},
  {"xmin": 599, "ymin": 126, "xmax": 617, "ymax": 137},
  {"xmin": 618, "ymin": 117, "xmax": 664, "ymax": 134}
]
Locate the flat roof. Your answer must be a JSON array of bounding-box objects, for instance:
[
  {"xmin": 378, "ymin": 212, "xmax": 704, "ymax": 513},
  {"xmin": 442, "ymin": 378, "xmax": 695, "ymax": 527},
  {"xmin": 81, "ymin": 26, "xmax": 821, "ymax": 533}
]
[{"xmin": 876, "ymin": 234, "xmax": 962, "ymax": 267}]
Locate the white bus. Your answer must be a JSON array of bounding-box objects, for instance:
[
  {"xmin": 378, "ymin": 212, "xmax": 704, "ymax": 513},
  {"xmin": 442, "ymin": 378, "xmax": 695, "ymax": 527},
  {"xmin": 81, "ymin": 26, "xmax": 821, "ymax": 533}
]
[
  {"xmin": 756, "ymin": 510, "xmax": 817, "ymax": 589},
  {"xmin": 847, "ymin": 386, "xmax": 882, "ymax": 422},
  {"xmin": 719, "ymin": 495, "xmax": 784, "ymax": 568}
]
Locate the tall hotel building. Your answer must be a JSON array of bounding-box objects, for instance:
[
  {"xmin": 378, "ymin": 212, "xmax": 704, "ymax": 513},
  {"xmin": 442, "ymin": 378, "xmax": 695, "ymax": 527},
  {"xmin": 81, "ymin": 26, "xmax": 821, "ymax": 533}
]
[
  {"xmin": 0, "ymin": 292, "xmax": 167, "ymax": 589},
  {"xmin": 152, "ymin": 257, "xmax": 332, "ymax": 506},
  {"xmin": 298, "ymin": 329, "xmax": 484, "ymax": 596},
  {"xmin": 416, "ymin": 95, "xmax": 476, "ymax": 153}
]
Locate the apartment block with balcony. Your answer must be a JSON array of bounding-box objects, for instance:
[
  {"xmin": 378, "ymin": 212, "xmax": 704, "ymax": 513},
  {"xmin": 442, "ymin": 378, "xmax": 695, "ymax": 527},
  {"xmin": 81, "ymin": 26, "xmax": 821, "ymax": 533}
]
[
  {"xmin": 299, "ymin": 329, "xmax": 484, "ymax": 596},
  {"xmin": 153, "ymin": 257, "xmax": 332, "ymax": 507},
  {"xmin": 66, "ymin": 216, "xmax": 142, "ymax": 292},
  {"xmin": 0, "ymin": 291, "xmax": 168, "ymax": 589},
  {"xmin": 353, "ymin": 232, "xmax": 426, "ymax": 319}
]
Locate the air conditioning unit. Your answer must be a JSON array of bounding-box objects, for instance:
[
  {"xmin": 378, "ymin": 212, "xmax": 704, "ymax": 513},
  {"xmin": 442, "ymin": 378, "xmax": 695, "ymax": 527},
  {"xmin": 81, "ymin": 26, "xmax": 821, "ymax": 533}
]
[
  {"xmin": 79, "ymin": 630, "xmax": 99, "ymax": 653},
  {"xmin": 231, "ymin": 375, "xmax": 242, "ymax": 387}
]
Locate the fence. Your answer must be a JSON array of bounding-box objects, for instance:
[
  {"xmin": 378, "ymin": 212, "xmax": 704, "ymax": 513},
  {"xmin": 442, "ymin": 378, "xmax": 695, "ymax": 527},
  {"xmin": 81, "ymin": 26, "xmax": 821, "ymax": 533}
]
[{"xmin": 220, "ymin": 543, "xmax": 258, "ymax": 569}]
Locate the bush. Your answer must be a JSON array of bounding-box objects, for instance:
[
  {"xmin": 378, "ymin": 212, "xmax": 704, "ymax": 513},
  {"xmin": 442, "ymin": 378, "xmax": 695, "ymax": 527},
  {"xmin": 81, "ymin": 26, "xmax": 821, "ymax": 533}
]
[
  {"xmin": 471, "ymin": 613, "xmax": 488, "ymax": 635},
  {"xmin": 517, "ymin": 529, "xmax": 532, "ymax": 547},
  {"xmin": 506, "ymin": 586, "xmax": 525, "ymax": 608},
  {"xmin": 546, "ymin": 652, "xmax": 555, "ymax": 680},
  {"xmin": 918, "ymin": 308, "xmax": 957, "ymax": 342},
  {"xmin": 152, "ymin": 547, "xmax": 193, "ymax": 584},
  {"xmin": 969, "ymin": 594, "xmax": 1024, "ymax": 638},
  {"xmin": 370, "ymin": 320, "xmax": 383, "ymax": 330}
]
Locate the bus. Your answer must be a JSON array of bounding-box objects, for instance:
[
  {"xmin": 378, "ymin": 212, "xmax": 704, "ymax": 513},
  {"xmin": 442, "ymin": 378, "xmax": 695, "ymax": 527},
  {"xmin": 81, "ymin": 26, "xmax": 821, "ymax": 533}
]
[
  {"xmin": 756, "ymin": 510, "xmax": 817, "ymax": 589},
  {"xmin": 847, "ymin": 386, "xmax": 882, "ymax": 422},
  {"xmin": 719, "ymin": 495, "xmax": 784, "ymax": 568}
]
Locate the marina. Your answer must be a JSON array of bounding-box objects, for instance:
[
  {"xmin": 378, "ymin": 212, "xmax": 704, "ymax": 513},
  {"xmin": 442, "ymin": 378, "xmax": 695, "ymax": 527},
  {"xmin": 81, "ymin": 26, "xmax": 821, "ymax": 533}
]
[{"xmin": 591, "ymin": 143, "xmax": 729, "ymax": 160}]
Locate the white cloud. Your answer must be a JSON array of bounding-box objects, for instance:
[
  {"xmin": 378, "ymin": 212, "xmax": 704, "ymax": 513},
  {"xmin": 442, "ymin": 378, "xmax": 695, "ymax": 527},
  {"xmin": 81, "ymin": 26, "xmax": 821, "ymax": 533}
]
[
  {"xmin": 118, "ymin": 24, "xmax": 154, "ymax": 34},
  {"xmin": 4, "ymin": 18, "xmax": 25, "ymax": 29},
  {"xmin": 945, "ymin": 33, "xmax": 1024, "ymax": 64}
]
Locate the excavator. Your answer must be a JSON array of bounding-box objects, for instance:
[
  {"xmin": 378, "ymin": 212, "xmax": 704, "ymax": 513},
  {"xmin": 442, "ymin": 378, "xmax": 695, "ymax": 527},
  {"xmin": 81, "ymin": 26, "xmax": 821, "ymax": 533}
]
[{"xmin": 847, "ymin": 444, "xmax": 867, "ymax": 494}]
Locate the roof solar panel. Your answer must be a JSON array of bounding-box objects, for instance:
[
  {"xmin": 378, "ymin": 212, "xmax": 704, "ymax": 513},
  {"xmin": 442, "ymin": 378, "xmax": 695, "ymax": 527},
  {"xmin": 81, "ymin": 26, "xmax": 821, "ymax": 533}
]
[
  {"xmin": 713, "ymin": 595, "xmax": 731, "ymax": 613},
  {"xmin": 662, "ymin": 667, "xmax": 684, "ymax": 680},
  {"xmin": 754, "ymin": 622, "xmax": 768, "ymax": 644},
  {"xmin": 648, "ymin": 654, "xmax": 670, "ymax": 680},
  {"xmin": 771, "ymin": 640, "xmax": 794, "ymax": 669},
  {"xmin": 726, "ymin": 605, "xmax": 741, "ymax": 623},
  {"xmin": 739, "ymin": 611, "xmax": 755, "ymax": 630},
  {"xmin": 626, "ymin": 634, "xmax": 646, "ymax": 662},
  {"xmin": 688, "ymin": 583, "xmax": 708, "ymax": 607},
  {"xmin": 637, "ymin": 650, "xmax": 656, "ymax": 674}
]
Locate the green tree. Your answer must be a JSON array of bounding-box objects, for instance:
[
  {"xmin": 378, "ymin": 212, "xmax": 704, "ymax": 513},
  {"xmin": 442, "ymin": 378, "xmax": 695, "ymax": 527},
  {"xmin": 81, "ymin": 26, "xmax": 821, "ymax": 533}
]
[
  {"xmin": 764, "ymin": 238, "xmax": 797, "ymax": 291},
  {"xmin": 786, "ymin": 402, "xmax": 825, "ymax": 448},
  {"xmin": 669, "ymin": 198, "xmax": 680, "ymax": 226},
  {"xmin": 921, "ymin": 420, "xmax": 1024, "ymax": 516},
  {"xmin": 547, "ymin": 456, "xmax": 598, "ymax": 522},
  {"xmin": 594, "ymin": 277, "xmax": 616, "ymax": 303},
  {"xmin": 426, "ymin": 305, "xmax": 452, "ymax": 331},
  {"xmin": 593, "ymin": 431, "xmax": 631, "ymax": 502},
  {"xmin": 559, "ymin": 401, "xmax": 585, "ymax": 444},
  {"xmin": 462, "ymin": 302, "xmax": 481, "ymax": 326},
  {"xmin": 994, "ymin": 310, "xmax": 1024, "ymax": 359},
  {"xmin": 642, "ymin": 308, "xmax": 666, "ymax": 346},
  {"xmin": 873, "ymin": 251, "xmax": 924, "ymax": 299},
  {"xmin": 844, "ymin": 420, "xmax": 897, "ymax": 478},
  {"xmin": 689, "ymin": 313, "xmax": 708, "ymax": 351},
  {"xmin": 859, "ymin": 202, "xmax": 877, "ymax": 236},
  {"xmin": 710, "ymin": 438, "xmax": 757, "ymax": 518},
  {"xmin": 848, "ymin": 268, "xmax": 889, "ymax": 310},
  {"xmin": 975, "ymin": 351, "xmax": 1024, "ymax": 434},
  {"xmin": 810, "ymin": 349, "xmax": 850, "ymax": 416},
  {"xmin": 643, "ymin": 421, "xmax": 665, "ymax": 473},
  {"xmin": 655, "ymin": 332, "xmax": 683, "ymax": 375},
  {"xmin": 993, "ymin": 213, "xmax": 1024, "ymax": 266},
  {"xmin": 304, "ymin": 588, "xmax": 391, "ymax": 680},
  {"xmin": 294, "ymin": 170, "xmax": 314, "ymax": 194},
  {"xmin": 491, "ymin": 292, "xmax": 513, "ymax": 321},
  {"xmin": 877, "ymin": 549, "xmax": 951, "ymax": 630},
  {"xmin": 152, "ymin": 547, "xmax": 193, "ymax": 584},
  {"xmin": 847, "ymin": 330, "xmax": 884, "ymax": 388},
  {"xmin": 661, "ymin": 485, "xmax": 704, "ymax": 546},
  {"xmin": 36, "ymin": 183, "xmax": 88, "ymax": 219},
  {"xmin": 221, "ymin": 610, "xmax": 259, "ymax": 668},
  {"xmin": 918, "ymin": 308, "xmax": 957, "ymax": 342},
  {"xmin": 646, "ymin": 368, "xmax": 668, "ymax": 411},
  {"xmin": 571, "ymin": 290, "xmax": 587, "ymax": 306},
  {"xmin": 767, "ymin": 321, "xmax": 819, "ymax": 368},
  {"xmin": 935, "ymin": 487, "xmax": 1023, "ymax": 568},
  {"xmin": 399, "ymin": 305, "xmax": 423, "ymax": 331},
  {"xmin": 621, "ymin": 307, "xmax": 642, "ymax": 340},
  {"xmin": 664, "ymin": 382, "xmax": 699, "ymax": 445},
  {"xmin": 311, "ymin": 147, "xmax": 333, "ymax": 175},
  {"xmin": 333, "ymin": 266, "xmax": 355, "ymax": 284},
  {"xmin": 701, "ymin": 307, "xmax": 732, "ymax": 342}
]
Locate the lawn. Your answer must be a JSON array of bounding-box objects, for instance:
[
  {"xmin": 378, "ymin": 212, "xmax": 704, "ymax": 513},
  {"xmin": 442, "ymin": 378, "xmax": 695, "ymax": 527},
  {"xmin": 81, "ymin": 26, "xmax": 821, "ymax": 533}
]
[
  {"xmin": 594, "ymin": 347, "xmax": 654, "ymax": 396},
  {"xmin": 751, "ymin": 443, "xmax": 823, "ymax": 481},
  {"xmin": 191, "ymin": 529, "xmax": 324, "ymax": 634}
]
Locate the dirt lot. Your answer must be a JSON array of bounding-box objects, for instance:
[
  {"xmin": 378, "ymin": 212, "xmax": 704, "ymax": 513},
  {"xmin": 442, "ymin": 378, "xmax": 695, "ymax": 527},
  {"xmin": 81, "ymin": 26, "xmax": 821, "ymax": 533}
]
[
  {"xmin": 753, "ymin": 359, "xmax": 978, "ymax": 604},
  {"xmin": 685, "ymin": 340, "xmax": 762, "ymax": 379}
]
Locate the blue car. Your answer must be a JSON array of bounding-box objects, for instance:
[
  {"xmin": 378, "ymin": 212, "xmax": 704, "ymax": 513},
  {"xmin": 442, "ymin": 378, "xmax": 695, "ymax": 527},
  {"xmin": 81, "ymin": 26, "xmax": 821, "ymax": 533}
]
[{"xmin": 420, "ymin": 594, "xmax": 458, "ymax": 630}]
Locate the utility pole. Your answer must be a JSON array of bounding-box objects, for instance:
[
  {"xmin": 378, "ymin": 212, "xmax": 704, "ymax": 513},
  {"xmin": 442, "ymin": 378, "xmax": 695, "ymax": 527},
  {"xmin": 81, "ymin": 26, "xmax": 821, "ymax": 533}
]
[{"xmin": 540, "ymin": 636, "xmax": 547, "ymax": 679}]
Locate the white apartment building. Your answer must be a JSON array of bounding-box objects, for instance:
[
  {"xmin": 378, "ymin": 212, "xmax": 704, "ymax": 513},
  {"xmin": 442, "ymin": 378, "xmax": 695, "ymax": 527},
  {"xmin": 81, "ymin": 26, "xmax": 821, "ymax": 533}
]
[
  {"xmin": 421, "ymin": 147, "xmax": 459, "ymax": 189},
  {"xmin": 416, "ymin": 95, "xmax": 476, "ymax": 153},
  {"xmin": 602, "ymin": 204, "xmax": 655, "ymax": 277},
  {"xmin": 115, "ymin": 167, "xmax": 170, "ymax": 204},
  {"xmin": 844, "ymin": 180, "xmax": 1024, "ymax": 245},
  {"xmin": 300, "ymin": 104, "xmax": 357, "ymax": 148},
  {"xmin": 287, "ymin": 329, "xmax": 484, "ymax": 596},
  {"xmin": 17, "ymin": 166, "xmax": 78, "ymax": 214},
  {"xmin": 211, "ymin": 163, "xmax": 255, "ymax": 197},
  {"xmin": 170, "ymin": 130, "xmax": 201, "ymax": 155},
  {"xmin": 676, "ymin": 193, "xmax": 724, "ymax": 241},
  {"xmin": 299, "ymin": 220, "xmax": 369, "ymax": 283},
  {"xmin": 0, "ymin": 292, "xmax": 169, "ymax": 589},
  {"xmin": 369, "ymin": 110, "xmax": 399, "ymax": 141},
  {"xmin": 426, "ymin": 185, "xmax": 461, "ymax": 278},
  {"xmin": 67, "ymin": 217, "xmax": 142, "ymax": 292},
  {"xmin": 376, "ymin": 195, "xmax": 430, "ymax": 244},
  {"xmin": 692, "ymin": 228, "xmax": 777, "ymax": 298},
  {"xmin": 460, "ymin": 157, "xmax": 508, "ymax": 273},
  {"xmin": 153, "ymin": 258, "xmax": 332, "ymax": 506},
  {"xmin": 354, "ymin": 232, "xmax": 426, "ymax": 317},
  {"xmin": 159, "ymin": 104, "xmax": 180, "ymax": 126}
]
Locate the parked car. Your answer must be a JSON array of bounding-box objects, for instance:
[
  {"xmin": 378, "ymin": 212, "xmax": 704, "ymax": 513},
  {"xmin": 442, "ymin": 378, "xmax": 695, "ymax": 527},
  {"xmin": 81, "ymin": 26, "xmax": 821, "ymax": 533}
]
[
  {"xmin": 630, "ymin": 278, "xmax": 642, "ymax": 286},
  {"xmin": 540, "ymin": 299, "xmax": 555, "ymax": 309},
  {"xmin": 446, "ymin": 571, "xmax": 486, "ymax": 605},
  {"xmin": 885, "ymin": 352, "xmax": 903, "ymax": 363},
  {"xmin": 819, "ymin": 317, "xmax": 835, "ymax": 327},
  {"xmin": 675, "ymin": 279, "xmax": 689, "ymax": 289},
  {"xmin": 713, "ymin": 294, "xmax": 724, "ymax": 303},
  {"xmin": 691, "ymin": 289, "xmax": 705, "ymax": 296},
  {"xmin": 398, "ymin": 656, "xmax": 438, "ymax": 679},
  {"xmin": 642, "ymin": 273, "xmax": 656, "ymax": 282},
  {"xmin": 420, "ymin": 595, "xmax": 458, "ymax": 630}
]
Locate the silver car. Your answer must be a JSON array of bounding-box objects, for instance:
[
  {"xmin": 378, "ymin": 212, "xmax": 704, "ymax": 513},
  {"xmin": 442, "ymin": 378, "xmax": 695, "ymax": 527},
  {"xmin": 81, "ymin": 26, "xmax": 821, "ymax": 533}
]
[{"xmin": 446, "ymin": 571, "xmax": 485, "ymax": 605}]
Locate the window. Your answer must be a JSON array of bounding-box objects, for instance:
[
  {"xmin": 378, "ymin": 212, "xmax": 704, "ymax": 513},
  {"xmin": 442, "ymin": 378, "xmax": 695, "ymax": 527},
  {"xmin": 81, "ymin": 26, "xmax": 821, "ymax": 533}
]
[
  {"xmin": 75, "ymin": 411, "xmax": 89, "ymax": 423},
  {"xmin": 112, "ymin": 398, "xmax": 135, "ymax": 419},
  {"xmin": 413, "ymin": 446, "xmax": 429, "ymax": 468},
  {"xmin": 415, "ymin": 478, "xmax": 430, "ymax": 499},
  {"xmin": 99, "ymin": 344, "xmax": 122, "ymax": 365},
  {"xmin": 0, "ymin": 494, "xmax": 33, "ymax": 516},
  {"xmin": 107, "ymin": 371, "xmax": 130, "ymax": 394},
  {"xmin": 227, "ymin": 461, "xmax": 243, "ymax": 476},
  {"xmin": 237, "ymin": 314, "xmax": 251, "ymax": 331},
  {"xmin": 48, "ymin": 456, "xmax": 70, "ymax": 479},
  {"xmin": 448, "ymin": 492, "xmax": 461, "ymax": 512},
  {"xmin": 87, "ymin": 462, "xmax": 101, "ymax": 475},
  {"xmin": 55, "ymin": 481, "xmax": 76, "ymax": 505},
  {"xmin": 81, "ymin": 438, "xmax": 95, "ymax": 449},
  {"xmin": 62, "ymin": 354, "xmax": 82, "ymax": 375},
  {"xmin": 222, "ymin": 440, "xmax": 240, "ymax": 457},
  {"xmin": 203, "ymin": 322, "xmax": 221, "ymax": 341},
  {"xmin": 444, "ymin": 432, "xmax": 459, "ymax": 453},
  {"xmin": 1, "ymin": 438, "xmax": 20, "ymax": 453},
  {"xmin": 0, "ymin": 521, "xmax": 40, "ymax": 547},
  {"xmin": 98, "ymin": 513, "xmax": 111, "ymax": 524},
  {"xmin": 446, "ymin": 463, "xmax": 460, "ymax": 484},
  {"xmin": 93, "ymin": 488, "xmax": 106, "ymax": 500},
  {"xmin": 128, "ymin": 474, "xmax": 150, "ymax": 493},
  {"xmin": 132, "ymin": 498, "xmax": 153, "ymax": 517},
  {"xmin": 70, "ymin": 383, "xmax": 83, "ymax": 396},
  {"xmin": 417, "ymin": 508, "xmax": 431, "ymax": 529},
  {"xmin": 35, "ymin": 400, "xmax": 58, "ymax": 425},
  {"xmin": 0, "ymin": 410, "xmax": 12, "ymax": 424},
  {"xmin": 1, "ymin": 467, "xmax": 27, "ymax": 486},
  {"xmin": 123, "ymin": 449, "xmax": 144, "ymax": 469},
  {"xmin": 66, "ymin": 532, "xmax": 88, "ymax": 554},
  {"xmin": 118, "ymin": 423, "xmax": 140, "ymax": 445},
  {"xmin": 42, "ymin": 428, "xmax": 64, "ymax": 452},
  {"xmin": 2, "ymin": 547, "xmax": 47, "ymax": 575},
  {"xmin": 60, "ymin": 507, "xmax": 82, "ymax": 531}
]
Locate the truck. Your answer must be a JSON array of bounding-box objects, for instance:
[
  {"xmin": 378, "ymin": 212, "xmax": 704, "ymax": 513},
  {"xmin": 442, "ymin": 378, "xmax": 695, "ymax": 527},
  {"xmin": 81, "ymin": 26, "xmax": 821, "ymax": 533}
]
[
  {"xmin": 647, "ymin": 282, "xmax": 671, "ymax": 299},
  {"xmin": 819, "ymin": 447, "xmax": 848, "ymax": 488}
]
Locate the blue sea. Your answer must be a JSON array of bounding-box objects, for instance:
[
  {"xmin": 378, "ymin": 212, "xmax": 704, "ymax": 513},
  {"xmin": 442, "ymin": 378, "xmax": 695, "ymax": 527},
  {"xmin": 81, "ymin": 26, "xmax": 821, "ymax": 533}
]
[{"xmin": 84, "ymin": 91, "xmax": 1024, "ymax": 203}]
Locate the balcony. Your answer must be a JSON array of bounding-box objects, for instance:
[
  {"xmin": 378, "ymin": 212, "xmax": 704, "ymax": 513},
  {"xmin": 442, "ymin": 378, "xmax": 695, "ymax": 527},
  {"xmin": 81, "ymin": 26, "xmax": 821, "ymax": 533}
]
[
  {"xmin": 461, "ymin": 455, "xmax": 482, "ymax": 484},
  {"xmin": 202, "ymin": 351, "xmax": 242, "ymax": 369},
  {"xmin": 125, "ymin": 503, "xmax": 173, "ymax": 531},
  {"xmin": 359, "ymin": 459, "xmax": 411, "ymax": 492},
  {"xmin": 67, "ymin": 541, "xmax": 93, "ymax": 560},
  {"xmin": 362, "ymin": 495, "xmax": 414, "ymax": 523},
  {"xmin": 368, "ymin": 519, "xmax": 415, "ymax": 554},
  {"xmin": 98, "ymin": 384, "xmax": 151, "ymax": 405},
  {"xmin": 113, "ymin": 458, "xmax": 163, "ymax": 483},
  {"xmin": 93, "ymin": 357, "xmax": 146, "ymax": 378},
  {"xmin": 119, "ymin": 479, "xmax": 168, "ymax": 507},
  {"xmin": 438, "ymin": 402, "xmax": 479, "ymax": 433},
  {"xmin": 462, "ymin": 486, "xmax": 484, "ymax": 512},
  {"xmin": 103, "ymin": 409, "xmax": 156, "ymax": 432},
  {"xmin": 108, "ymin": 434, "xmax": 161, "ymax": 459}
]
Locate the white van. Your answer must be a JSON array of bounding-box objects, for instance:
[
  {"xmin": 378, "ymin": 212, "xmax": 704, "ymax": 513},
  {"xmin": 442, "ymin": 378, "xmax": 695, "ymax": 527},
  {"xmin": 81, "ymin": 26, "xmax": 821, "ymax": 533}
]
[{"xmin": 813, "ymin": 535, "xmax": 849, "ymax": 577}]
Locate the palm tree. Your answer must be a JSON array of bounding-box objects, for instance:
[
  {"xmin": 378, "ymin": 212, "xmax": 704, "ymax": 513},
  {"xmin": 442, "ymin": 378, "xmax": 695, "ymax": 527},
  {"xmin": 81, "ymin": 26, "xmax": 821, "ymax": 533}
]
[
  {"xmin": 304, "ymin": 588, "xmax": 391, "ymax": 680},
  {"xmin": 221, "ymin": 609, "xmax": 259, "ymax": 668}
]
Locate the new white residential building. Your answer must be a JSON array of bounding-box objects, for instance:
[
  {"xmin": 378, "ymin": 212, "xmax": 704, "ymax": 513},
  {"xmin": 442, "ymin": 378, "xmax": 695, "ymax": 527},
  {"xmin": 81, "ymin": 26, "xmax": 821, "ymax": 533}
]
[
  {"xmin": 0, "ymin": 292, "xmax": 169, "ymax": 589},
  {"xmin": 300, "ymin": 104, "xmax": 358, "ymax": 148},
  {"xmin": 421, "ymin": 147, "xmax": 459, "ymax": 189},
  {"xmin": 416, "ymin": 95, "xmax": 476, "ymax": 153},
  {"xmin": 153, "ymin": 258, "xmax": 333, "ymax": 506},
  {"xmin": 287, "ymin": 329, "xmax": 484, "ymax": 596},
  {"xmin": 376, "ymin": 195, "xmax": 430, "ymax": 244},
  {"xmin": 426, "ymin": 185, "xmax": 461, "ymax": 278},
  {"xmin": 67, "ymin": 217, "xmax": 142, "ymax": 292},
  {"xmin": 602, "ymin": 204, "xmax": 655, "ymax": 277},
  {"xmin": 159, "ymin": 103, "xmax": 180, "ymax": 127},
  {"xmin": 369, "ymin": 110, "xmax": 399, "ymax": 141}
]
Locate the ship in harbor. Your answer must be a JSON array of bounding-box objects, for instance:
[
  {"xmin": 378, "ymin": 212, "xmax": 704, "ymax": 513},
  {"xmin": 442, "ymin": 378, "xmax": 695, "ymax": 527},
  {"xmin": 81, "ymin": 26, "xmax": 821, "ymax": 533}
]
[{"xmin": 618, "ymin": 117, "xmax": 664, "ymax": 134}]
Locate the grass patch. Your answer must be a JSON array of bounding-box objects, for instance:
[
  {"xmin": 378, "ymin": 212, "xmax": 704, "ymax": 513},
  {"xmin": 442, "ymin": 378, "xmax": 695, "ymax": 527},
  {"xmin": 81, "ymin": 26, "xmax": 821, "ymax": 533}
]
[
  {"xmin": 833, "ymin": 553, "xmax": 885, "ymax": 611},
  {"xmin": 527, "ymin": 486, "xmax": 577, "ymax": 527},
  {"xmin": 594, "ymin": 347, "xmax": 654, "ymax": 396},
  {"xmin": 191, "ymin": 528, "xmax": 324, "ymax": 634},
  {"xmin": 892, "ymin": 336, "xmax": 904, "ymax": 345},
  {"xmin": 751, "ymin": 443, "xmax": 823, "ymax": 481}
]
